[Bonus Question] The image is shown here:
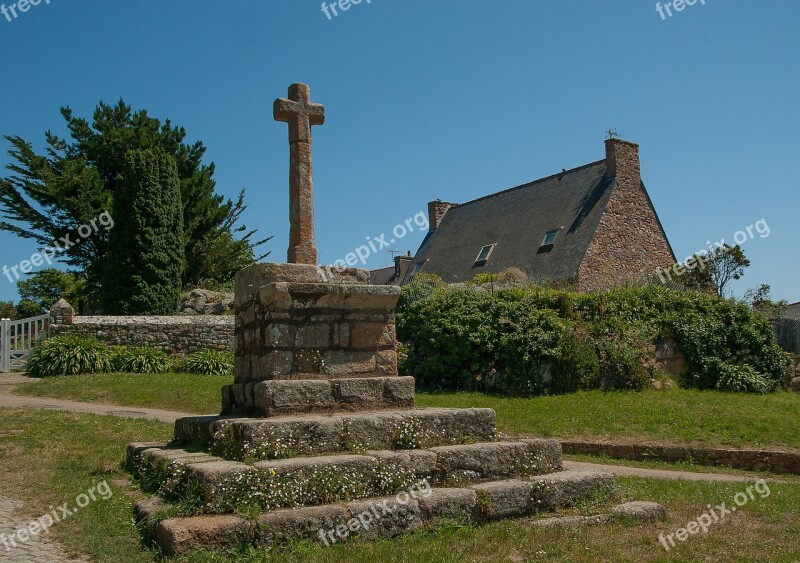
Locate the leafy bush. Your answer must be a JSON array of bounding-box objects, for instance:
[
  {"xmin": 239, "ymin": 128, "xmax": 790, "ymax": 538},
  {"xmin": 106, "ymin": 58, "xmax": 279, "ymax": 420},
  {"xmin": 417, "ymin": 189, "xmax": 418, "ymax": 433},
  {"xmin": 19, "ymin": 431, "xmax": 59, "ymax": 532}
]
[
  {"xmin": 397, "ymin": 281, "xmax": 789, "ymax": 395},
  {"xmin": 27, "ymin": 336, "xmax": 111, "ymax": 377},
  {"xmin": 712, "ymin": 362, "xmax": 771, "ymax": 394},
  {"xmin": 593, "ymin": 322, "xmax": 656, "ymax": 391},
  {"xmin": 185, "ymin": 350, "xmax": 233, "ymax": 376},
  {"xmin": 112, "ymin": 347, "xmax": 172, "ymax": 374}
]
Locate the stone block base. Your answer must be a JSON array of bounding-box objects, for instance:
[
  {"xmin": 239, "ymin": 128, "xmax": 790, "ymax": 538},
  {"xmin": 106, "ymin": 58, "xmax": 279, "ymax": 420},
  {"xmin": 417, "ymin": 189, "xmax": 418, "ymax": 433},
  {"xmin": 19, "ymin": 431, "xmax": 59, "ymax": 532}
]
[
  {"xmin": 172, "ymin": 408, "xmax": 497, "ymax": 453},
  {"xmin": 221, "ymin": 376, "xmax": 415, "ymax": 417},
  {"xmin": 136, "ymin": 471, "xmax": 620, "ymax": 556}
]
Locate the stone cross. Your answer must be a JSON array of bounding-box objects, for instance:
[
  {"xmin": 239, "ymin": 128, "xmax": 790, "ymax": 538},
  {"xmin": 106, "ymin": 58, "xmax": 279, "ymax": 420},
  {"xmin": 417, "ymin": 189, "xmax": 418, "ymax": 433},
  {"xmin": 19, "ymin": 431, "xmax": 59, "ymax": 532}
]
[{"xmin": 274, "ymin": 83, "xmax": 325, "ymax": 265}]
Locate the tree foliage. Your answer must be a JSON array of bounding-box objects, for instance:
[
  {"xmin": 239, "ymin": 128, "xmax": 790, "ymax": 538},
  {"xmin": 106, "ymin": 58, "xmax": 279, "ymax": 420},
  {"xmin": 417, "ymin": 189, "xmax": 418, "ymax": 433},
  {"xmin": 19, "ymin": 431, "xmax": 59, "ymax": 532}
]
[
  {"xmin": 102, "ymin": 148, "xmax": 184, "ymax": 314},
  {"xmin": 0, "ymin": 100, "xmax": 270, "ymax": 304},
  {"xmin": 673, "ymin": 244, "xmax": 750, "ymax": 297},
  {"xmin": 17, "ymin": 268, "xmax": 86, "ymax": 312}
]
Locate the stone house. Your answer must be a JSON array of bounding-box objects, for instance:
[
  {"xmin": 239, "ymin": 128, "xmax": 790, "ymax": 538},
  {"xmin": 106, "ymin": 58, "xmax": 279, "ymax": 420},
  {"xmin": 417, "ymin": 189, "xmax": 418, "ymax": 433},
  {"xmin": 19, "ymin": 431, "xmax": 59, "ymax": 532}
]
[
  {"xmin": 371, "ymin": 139, "xmax": 675, "ymax": 291},
  {"xmin": 785, "ymin": 301, "xmax": 800, "ymax": 320}
]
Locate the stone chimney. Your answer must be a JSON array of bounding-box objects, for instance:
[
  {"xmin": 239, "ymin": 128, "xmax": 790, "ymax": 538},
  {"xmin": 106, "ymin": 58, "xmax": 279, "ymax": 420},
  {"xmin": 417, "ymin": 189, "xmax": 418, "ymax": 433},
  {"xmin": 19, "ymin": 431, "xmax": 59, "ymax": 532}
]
[
  {"xmin": 605, "ymin": 138, "xmax": 641, "ymax": 185},
  {"xmin": 394, "ymin": 251, "xmax": 414, "ymax": 280},
  {"xmin": 427, "ymin": 200, "xmax": 455, "ymax": 231}
]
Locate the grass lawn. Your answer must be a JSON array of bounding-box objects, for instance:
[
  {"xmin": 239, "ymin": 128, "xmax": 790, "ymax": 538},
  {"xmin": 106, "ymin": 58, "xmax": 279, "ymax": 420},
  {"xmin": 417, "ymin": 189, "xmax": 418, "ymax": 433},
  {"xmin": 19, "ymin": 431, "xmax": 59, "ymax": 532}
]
[
  {"xmin": 14, "ymin": 372, "xmax": 229, "ymax": 414},
  {"xmin": 2, "ymin": 407, "xmax": 800, "ymax": 562},
  {"xmin": 15, "ymin": 373, "xmax": 800, "ymax": 450}
]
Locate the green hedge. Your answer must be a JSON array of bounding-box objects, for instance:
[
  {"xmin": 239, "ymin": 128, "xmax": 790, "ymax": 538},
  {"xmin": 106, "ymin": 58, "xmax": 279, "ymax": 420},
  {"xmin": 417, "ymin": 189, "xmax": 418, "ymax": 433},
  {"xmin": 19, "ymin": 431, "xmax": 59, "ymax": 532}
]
[
  {"xmin": 27, "ymin": 336, "xmax": 232, "ymax": 377},
  {"xmin": 396, "ymin": 283, "xmax": 789, "ymax": 395}
]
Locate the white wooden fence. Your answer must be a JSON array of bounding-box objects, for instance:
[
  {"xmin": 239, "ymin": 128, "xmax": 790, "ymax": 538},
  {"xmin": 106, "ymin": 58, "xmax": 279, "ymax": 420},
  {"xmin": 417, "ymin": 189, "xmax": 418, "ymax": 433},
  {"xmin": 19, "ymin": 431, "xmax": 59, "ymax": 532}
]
[{"xmin": 0, "ymin": 314, "xmax": 50, "ymax": 372}]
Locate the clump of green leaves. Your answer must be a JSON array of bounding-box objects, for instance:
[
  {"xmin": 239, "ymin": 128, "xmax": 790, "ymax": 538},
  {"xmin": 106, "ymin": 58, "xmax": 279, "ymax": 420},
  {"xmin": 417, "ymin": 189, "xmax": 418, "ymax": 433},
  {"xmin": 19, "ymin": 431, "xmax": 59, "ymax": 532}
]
[
  {"xmin": 185, "ymin": 350, "xmax": 233, "ymax": 376},
  {"xmin": 111, "ymin": 347, "xmax": 172, "ymax": 374},
  {"xmin": 27, "ymin": 335, "xmax": 111, "ymax": 377}
]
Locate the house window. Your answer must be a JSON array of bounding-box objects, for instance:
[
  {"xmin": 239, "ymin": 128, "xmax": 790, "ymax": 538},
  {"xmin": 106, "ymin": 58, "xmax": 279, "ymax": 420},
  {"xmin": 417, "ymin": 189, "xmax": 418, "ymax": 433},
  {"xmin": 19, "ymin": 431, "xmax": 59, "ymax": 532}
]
[
  {"xmin": 474, "ymin": 244, "xmax": 496, "ymax": 266},
  {"xmin": 541, "ymin": 230, "xmax": 559, "ymax": 247}
]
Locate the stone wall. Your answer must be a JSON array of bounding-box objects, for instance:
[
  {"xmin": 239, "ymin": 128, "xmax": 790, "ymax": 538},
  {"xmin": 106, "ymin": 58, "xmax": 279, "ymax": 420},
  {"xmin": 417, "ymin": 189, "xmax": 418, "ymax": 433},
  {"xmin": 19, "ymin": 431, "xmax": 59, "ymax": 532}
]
[
  {"xmin": 561, "ymin": 440, "xmax": 800, "ymax": 475},
  {"xmin": 654, "ymin": 338, "xmax": 687, "ymax": 377},
  {"xmin": 578, "ymin": 140, "xmax": 675, "ymax": 292},
  {"xmin": 49, "ymin": 300, "xmax": 233, "ymax": 354}
]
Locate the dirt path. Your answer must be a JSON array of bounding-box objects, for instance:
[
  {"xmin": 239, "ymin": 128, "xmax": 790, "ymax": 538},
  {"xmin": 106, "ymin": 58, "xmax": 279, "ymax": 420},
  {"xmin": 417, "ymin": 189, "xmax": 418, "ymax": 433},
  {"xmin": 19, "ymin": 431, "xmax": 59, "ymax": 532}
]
[{"xmin": 0, "ymin": 372, "xmax": 192, "ymax": 423}]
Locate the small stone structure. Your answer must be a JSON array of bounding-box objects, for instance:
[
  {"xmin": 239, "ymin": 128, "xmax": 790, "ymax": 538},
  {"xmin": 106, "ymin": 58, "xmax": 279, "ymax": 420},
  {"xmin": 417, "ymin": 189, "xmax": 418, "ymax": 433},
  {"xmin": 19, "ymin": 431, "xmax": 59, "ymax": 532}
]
[
  {"xmin": 123, "ymin": 83, "xmax": 661, "ymax": 555},
  {"xmin": 223, "ymin": 262, "xmax": 413, "ymax": 417},
  {"xmin": 49, "ymin": 299, "xmax": 233, "ymax": 353},
  {"xmin": 561, "ymin": 440, "xmax": 800, "ymax": 475}
]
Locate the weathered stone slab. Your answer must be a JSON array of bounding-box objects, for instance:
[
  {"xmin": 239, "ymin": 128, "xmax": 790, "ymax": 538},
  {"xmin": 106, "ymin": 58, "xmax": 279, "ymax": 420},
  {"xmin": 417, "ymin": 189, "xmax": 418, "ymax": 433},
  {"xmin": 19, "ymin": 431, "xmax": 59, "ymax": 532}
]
[
  {"xmin": 258, "ymin": 505, "xmax": 349, "ymax": 545},
  {"xmin": 416, "ymin": 488, "xmax": 478, "ymax": 523},
  {"xmin": 235, "ymin": 263, "xmax": 370, "ymax": 307},
  {"xmin": 184, "ymin": 461, "xmax": 255, "ymax": 502},
  {"xmin": 611, "ymin": 501, "xmax": 667, "ymax": 521},
  {"xmin": 471, "ymin": 479, "xmax": 534, "ymax": 520},
  {"xmin": 172, "ymin": 408, "xmax": 497, "ymax": 454},
  {"xmin": 221, "ymin": 376, "xmax": 415, "ymax": 417},
  {"xmin": 431, "ymin": 439, "xmax": 561, "ymax": 479},
  {"xmin": 346, "ymin": 496, "xmax": 424, "ymax": 539},
  {"xmin": 531, "ymin": 470, "xmax": 615, "ymax": 510},
  {"xmin": 155, "ymin": 515, "xmax": 252, "ymax": 556}
]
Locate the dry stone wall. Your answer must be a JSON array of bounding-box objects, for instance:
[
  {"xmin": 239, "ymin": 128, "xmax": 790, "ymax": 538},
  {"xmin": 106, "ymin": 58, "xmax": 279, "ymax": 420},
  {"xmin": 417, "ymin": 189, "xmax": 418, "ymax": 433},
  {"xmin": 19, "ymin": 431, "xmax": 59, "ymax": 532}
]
[{"xmin": 49, "ymin": 300, "xmax": 233, "ymax": 354}]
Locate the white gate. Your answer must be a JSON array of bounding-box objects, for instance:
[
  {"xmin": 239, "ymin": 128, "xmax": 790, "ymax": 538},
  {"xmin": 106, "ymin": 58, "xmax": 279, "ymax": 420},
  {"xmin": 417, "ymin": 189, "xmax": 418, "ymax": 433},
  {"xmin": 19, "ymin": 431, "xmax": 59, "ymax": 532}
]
[{"xmin": 0, "ymin": 314, "xmax": 50, "ymax": 372}]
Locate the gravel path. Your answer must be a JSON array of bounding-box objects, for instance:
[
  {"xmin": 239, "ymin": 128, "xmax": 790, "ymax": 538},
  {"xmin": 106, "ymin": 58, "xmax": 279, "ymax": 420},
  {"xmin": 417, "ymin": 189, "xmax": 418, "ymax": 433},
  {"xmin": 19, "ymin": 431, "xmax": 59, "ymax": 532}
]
[{"xmin": 0, "ymin": 497, "xmax": 84, "ymax": 562}]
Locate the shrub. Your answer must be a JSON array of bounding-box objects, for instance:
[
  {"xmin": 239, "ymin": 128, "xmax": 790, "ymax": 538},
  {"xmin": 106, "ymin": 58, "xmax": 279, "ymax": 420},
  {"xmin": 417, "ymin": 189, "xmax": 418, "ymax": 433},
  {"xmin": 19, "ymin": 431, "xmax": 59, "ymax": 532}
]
[
  {"xmin": 712, "ymin": 362, "xmax": 771, "ymax": 394},
  {"xmin": 498, "ymin": 267, "xmax": 529, "ymax": 286},
  {"xmin": 185, "ymin": 350, "xmax": 233, "ymax": 376},
  {"xmin": 397, "ymin": 281, "xmax": 789, "ymax": 395},
  {"xmin": 27, "ymin": 336, "xmax": 111, "ymax": 377},
  {"xmin": 594, "ymin": 323, "xmax": 655, "ymax": 391},
  {"xmin": 551, "ymin": 329, "xmax": 601, "ymax": 394},
  {"xmin": 112, "ymin": 347, "xmax": 172, "ymax": 374}
]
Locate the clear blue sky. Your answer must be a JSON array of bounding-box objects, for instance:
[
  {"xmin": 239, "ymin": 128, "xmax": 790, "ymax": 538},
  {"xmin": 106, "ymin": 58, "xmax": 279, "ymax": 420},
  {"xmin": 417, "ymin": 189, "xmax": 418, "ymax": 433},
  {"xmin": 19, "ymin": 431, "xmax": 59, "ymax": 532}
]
[{"xmin": 1, "ymin": 0, "xmax": 798, "ymax": 304}]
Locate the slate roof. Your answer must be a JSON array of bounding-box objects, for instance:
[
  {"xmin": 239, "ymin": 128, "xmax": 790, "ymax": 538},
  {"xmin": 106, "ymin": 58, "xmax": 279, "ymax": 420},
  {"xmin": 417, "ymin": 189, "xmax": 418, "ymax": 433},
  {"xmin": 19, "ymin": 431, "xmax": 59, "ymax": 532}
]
[
  {"xmin": 369, "ymin": 266, "xmax": 396, "ymax": 286},
  {"xmin": 410, "ymin": 160, "xmax": 618, "ymax": 284},
  {"xmin": 786, "ymin": 302, "xmax": 800, "ymax": 320}
]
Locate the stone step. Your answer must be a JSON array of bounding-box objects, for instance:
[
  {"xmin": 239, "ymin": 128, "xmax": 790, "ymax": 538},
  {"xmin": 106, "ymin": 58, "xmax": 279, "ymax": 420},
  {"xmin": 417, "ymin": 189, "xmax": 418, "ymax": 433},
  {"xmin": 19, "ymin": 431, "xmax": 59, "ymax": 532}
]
[
  {"xmin": 139, "ymin": 469, "xmax": 616, "ymax": 556},
  {"xmin": 173, "ymin": 407, "xmax": 497, "ymax": 457},
  {"xmin": 130, "ymin": 439, "xmax": 563, "ymax": 510},
  {"xmin": 221, "ymin": 376, "xmax": 416, "ymax": 417}
]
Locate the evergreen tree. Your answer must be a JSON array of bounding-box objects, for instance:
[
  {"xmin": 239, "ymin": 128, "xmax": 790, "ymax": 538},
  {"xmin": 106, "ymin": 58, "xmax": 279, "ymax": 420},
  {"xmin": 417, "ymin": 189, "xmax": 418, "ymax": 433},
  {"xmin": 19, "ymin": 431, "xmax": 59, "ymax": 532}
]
[
  {"xmin": 0, "ymin": 100, "xmax": 270, "ymax": 304},
  {"xmin": 103, "ymin": 148, "xmax": 184, "ymax": 314}
]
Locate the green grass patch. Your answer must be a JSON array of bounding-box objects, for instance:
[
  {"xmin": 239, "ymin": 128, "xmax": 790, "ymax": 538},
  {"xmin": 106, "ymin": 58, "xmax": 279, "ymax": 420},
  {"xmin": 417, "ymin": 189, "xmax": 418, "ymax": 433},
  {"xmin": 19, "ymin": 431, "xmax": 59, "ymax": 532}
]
[
  {"xmin": 14, "ymin": 372, "xmax": 230, "ymax": 414},
  {"xmin": 0, "ymin": 408, "xmax": 172, "ymax": 562},
  {"xmin": 14, "ymin": 373, "xmax": 800, "ymax": 450},
  {"xmin": 2, "ymin": 408, "xmax": 800, "ymax": 561},
  {"xmin": 416, "ymin": 389, "xmax": 800, "ymax": 450}
]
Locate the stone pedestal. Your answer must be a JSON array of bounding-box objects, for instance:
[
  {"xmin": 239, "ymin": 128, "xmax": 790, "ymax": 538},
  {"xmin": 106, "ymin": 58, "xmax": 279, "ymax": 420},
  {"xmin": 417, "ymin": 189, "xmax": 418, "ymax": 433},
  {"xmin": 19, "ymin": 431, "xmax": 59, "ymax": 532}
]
[
  {"xmin": 126, "ymin": 263, "xmax": 623, "ymax": 554},
  {"xmin": 223, "ymin": 263, "xmax": 411, "ymax": 416}
]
